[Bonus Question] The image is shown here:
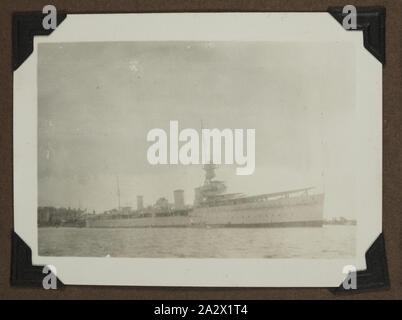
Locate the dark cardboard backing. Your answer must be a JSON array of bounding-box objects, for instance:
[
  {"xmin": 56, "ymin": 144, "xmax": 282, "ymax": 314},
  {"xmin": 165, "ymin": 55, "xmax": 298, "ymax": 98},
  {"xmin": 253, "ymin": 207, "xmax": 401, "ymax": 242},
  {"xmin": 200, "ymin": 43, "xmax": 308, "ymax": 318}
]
[{"xmin": 2, "ymin": 0, "xmax": 401, "ymax": 299}]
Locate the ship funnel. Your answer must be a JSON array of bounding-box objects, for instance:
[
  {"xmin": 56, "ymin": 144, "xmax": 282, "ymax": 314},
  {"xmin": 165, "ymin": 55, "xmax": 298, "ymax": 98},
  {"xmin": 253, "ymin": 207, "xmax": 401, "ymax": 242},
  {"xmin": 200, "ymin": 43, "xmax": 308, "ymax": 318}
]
[
  {"xmin": 173, "ymin": 189, "xmax": 185, "ymax": 210},
  {"xmin": 136, "ymin": 196, "xmax": 144, "ymax": 211}
]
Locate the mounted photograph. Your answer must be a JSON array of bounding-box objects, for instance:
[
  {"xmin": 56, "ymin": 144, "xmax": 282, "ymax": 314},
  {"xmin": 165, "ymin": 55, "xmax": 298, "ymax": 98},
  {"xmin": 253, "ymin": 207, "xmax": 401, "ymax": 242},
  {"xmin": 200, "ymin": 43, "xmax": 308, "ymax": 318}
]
[{"xmin": 13, "ymin": 13, "xmax": 382, "ymax": 287}]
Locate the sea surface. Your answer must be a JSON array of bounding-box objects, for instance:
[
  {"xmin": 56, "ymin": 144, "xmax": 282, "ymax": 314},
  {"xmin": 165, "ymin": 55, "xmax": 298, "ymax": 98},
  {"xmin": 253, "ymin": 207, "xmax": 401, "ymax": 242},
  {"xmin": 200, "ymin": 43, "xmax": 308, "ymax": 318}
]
[{"xmin": 38, "ymin": 225, "xmax": 355, "ymax": 258}]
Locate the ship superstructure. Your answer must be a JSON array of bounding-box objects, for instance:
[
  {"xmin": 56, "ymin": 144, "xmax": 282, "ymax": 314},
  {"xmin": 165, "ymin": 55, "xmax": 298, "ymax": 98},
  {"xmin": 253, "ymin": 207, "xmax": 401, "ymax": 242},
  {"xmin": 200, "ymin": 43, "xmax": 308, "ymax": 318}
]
[{"xmin": 86, "ymin": 165, "xmax": 324, "ymax": 228}]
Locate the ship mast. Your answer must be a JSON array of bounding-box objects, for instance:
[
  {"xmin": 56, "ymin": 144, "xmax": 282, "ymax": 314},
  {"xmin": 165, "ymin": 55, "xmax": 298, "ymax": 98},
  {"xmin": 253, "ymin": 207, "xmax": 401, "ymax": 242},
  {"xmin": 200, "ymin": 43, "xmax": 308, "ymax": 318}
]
[
  {"xmin": 200, "ymin": 120, "xmax": 217, "ymax": 185},
  {"xmin": 116, "ymin": 175, "xmax": 121, "ymax": 211}
]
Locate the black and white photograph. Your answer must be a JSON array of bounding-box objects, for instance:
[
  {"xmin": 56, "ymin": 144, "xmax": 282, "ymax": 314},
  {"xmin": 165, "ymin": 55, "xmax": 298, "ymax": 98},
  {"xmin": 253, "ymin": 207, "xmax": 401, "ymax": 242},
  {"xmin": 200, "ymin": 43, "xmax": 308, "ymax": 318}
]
[
  {"xmin": 13, "ymin": 13, "xmax": 382, "ymax": 287},
  {"xmin": 37, "ymin": 41, "xmax": 357, "ymax": 259}
]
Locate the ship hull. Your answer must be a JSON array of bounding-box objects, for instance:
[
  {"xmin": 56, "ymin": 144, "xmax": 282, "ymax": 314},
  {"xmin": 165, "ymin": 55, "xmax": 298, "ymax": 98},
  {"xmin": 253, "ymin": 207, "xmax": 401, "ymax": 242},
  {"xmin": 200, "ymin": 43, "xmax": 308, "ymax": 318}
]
[{"xmin": 86, "ymin": 194, "xmax": 324, "ymax": 228}]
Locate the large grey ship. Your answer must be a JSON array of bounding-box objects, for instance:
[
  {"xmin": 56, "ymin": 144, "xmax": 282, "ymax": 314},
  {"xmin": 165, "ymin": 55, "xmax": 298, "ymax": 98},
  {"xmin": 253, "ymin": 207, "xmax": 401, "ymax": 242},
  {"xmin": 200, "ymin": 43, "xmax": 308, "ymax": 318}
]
[{"xmin": 86, "ymin": 165, "xmax": 324, "ymax": 228}]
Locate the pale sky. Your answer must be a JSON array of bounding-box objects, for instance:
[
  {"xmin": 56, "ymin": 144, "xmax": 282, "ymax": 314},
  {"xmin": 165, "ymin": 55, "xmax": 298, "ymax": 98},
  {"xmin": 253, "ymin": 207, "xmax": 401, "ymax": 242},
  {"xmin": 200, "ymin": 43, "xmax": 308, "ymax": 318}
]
[{"xmin": 38, "ymin": 41, "xmax": 356, "ymax": 218}]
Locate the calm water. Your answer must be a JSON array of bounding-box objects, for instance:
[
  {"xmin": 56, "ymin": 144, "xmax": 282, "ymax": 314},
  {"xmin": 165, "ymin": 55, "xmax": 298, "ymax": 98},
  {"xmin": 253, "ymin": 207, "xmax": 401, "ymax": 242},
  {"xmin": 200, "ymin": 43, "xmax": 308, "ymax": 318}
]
[{"xmin": 38, "ymin": 225, "xmax": 355, "ymax": 258}]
